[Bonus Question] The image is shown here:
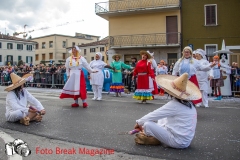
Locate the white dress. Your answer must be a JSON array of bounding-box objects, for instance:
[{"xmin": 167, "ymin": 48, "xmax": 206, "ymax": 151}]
[
  {"xmin": 5, "ymin": 88, "xmax": 44, "ymax": 122},
  {"xmin": 60, "ymin": 56, "xmax": 93, "ymax": 99}
]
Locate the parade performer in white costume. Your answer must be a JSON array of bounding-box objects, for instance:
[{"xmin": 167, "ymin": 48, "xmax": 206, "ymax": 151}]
[
  {"xmin": 134, "ymin": 73, "xmax": 201, "ymax": 148},
  {"xmin": 172, "ymin": 46, "xmax": 216, "ymax": 104},
  {"xmin": 89, "ymin": 52, "xmax": 114, "ymax": 101},
  {"xmin": 5, "ymin": 73, "xmax": 46, "ymax": 126},
  {"xmin": 60, "ymin": 46, "xmax": 98, "ymax": 108},
  {"xmin": 195, "ymin": 49, "xmax": 210, "ymax": 107}
]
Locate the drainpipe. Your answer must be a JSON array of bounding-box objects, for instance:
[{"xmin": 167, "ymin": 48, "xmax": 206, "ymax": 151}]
[{"xmin": 180, "ymin": 0, "xmax": 183, "ymax": 56}]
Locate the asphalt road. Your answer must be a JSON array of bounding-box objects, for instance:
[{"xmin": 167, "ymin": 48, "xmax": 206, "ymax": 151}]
[{"xmin": 0, "ymin": 87, "xmax": 240, "ymax": 160}]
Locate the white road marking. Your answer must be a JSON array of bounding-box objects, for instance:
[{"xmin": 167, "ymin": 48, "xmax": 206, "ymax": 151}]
[{"xmin": 0, "ymin": 130, "xmax": 22, "ymax": 160}]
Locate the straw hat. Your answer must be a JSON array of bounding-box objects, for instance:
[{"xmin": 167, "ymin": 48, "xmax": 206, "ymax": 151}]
[
  {"xmin": 156, "ymin": 73, "xmax": 201, "ymax": 100},
  {"xmin": 4, "ymin": 73, "xmax": 33, "ymax": 92},
  {"xmin": 112, "ymin": 54, "xmax": 122, "ymax": 60},
  {"xmin": 140, "ymin": 50, "xmax": 151, "ymax": 59},
  {"xmin": 147, "ymin": 51, "xmax": 154, "ymax": 58}
]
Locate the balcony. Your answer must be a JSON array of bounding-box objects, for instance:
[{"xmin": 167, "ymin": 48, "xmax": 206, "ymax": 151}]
[
  {"xmin": 109, "ymin": 32, "xmax": 181, "ymax": 48},
  {"xmin": 96, "ymin": 0, "xmax": 180, "ymax": 20}
]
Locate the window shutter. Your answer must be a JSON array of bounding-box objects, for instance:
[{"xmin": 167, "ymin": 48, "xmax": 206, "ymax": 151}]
[
  {"xmin": 31, "ymin": 56, "xmax": 32, "ymax": 62},
  {"xmin": 26, "ymin": 56, "xmax": 28, "ymax": 63}
]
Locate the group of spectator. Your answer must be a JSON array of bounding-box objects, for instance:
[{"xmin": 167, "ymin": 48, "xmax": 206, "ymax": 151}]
[
  {"xmin": 0, "ymin": 63, "xmax": 67, "ymax": 88},
  {"xmin": 231, "ymin": 62, "xmax": 240, "ymax": 95}
]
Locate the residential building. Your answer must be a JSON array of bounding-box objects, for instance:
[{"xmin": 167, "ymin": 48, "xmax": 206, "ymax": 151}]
[
  {"xmin": 95, "ymin": 0, "xmax": 181, "ymax": 65},
  {"xmin": 78, "ymin": 37, "xmax": 108, "ymax": 63},
  {"xmin": 0, "ymin": 33, "xmax": 36, "ymax": 66},
  {"xmin": 182, "ymin": 0, "xmax": 240, "ymax": 65},
  {"xmin": 32, "ymin": 33, "xmax": 100, "ymax": 65}
]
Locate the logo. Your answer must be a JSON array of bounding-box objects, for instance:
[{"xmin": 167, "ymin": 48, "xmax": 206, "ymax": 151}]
[{"xmin": 5, "ymin": 139, "xmax": 31, "ymax": 157}]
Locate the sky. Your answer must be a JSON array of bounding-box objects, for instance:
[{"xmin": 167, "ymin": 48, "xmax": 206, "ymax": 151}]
[{"xmin": 0, "ymin": 0, "xmax": 109, "ymax": 39}]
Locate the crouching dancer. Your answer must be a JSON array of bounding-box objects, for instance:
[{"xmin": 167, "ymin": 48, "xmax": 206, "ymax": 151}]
[
  {"xmin": 134, "ymin": 73, "xmax": 201, "ymax": 148},
  {"xmin": 5, "ymin": 73, "xmax": 46, "ymax": 126}
]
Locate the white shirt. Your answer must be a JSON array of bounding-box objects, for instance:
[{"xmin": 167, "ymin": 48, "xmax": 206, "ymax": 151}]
[
  {"xmin": 65, "ymin": 56, "xmax": 93, "ymax": 76},
  {"xmin": 172, "ymin": 58, "xmax": 211, "ymax": 78},
  {"xmin": 89, "ymin": 59, "xmax": 107, "ymax": 85},
  {"xmin": 156, "ymin": 66, "xmax": 168, "ymax": 75},
  {"xmin": 136, "ymin": 99, "xmax": 197, "ymax": 147},
  {"xmin": 196, "ymin": 59, "xmax": 210, "ymax": 91},
  {"xmin": 5, "ymin": 88, "xmax": 44, "ymax": 119}
]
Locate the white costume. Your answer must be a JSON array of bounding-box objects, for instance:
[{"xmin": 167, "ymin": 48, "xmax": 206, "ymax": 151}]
[
  {"xmin": 136, "ymin": 98, "xmax": 197, "ymax": 148},
  {"xmin": 220, "ymin": 54, "xmax": 232, "ymax": 96},
  {"xmin": 196, "ymin": 58, "xmax": 210, "ymax": 107},
  {"xmin": 172, "ymin": 58, "xmax": 211, "ymax": 78},
  {"xmin": 195, "ymin": 49, "xmax": 210, "ymax": 107},
  {"xmin": 5, "ymin": 88, "xmax": 44, "ymax": 122},
  {"xmin": 89, "ymin": 52, "xmax": 107, "ymax": 100},
  {"xmin": 61, "ymin": 56, "xmax": 93, "ymax": 96}
]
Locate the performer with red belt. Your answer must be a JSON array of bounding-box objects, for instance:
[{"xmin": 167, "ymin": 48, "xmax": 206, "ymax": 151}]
[
  {"xmin": 60, "ymin": 46, "xmax": 98, "ymax": 108},
  {"xmin": 132, "ymin": 51, "xmax": 155, "ymax": 103},
  {"xmin": 172, "ymin": 46, "xmax": 216, "ymax": 104}
]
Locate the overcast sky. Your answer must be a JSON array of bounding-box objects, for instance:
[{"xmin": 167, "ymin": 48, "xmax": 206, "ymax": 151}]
[{"xmin": 0, "ymin": 0, "xmax": 108, "ymax": 39}]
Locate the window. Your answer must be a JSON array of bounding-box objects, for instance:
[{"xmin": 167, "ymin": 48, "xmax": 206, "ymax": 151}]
[
  {"xmin": 17, "ymin": 44, "xmax": 23, "ymax": 50},
  {"xmin": 62, "ymin": 41, "xmax": 66, "ymax": 48},
  {"xmin": 27, "ymin": 45, "xmax": 32, "ymax": 51},
  {"xmin": 63, "ymin": 53, "xmax": 66, "ymax": 60},
  {"xmin": 72, "ymin": 42, "xmax": 75, "ymax": 47},
  {"xmin": 85, "ymin": 35, "xmax": 92, "ymax": 39},
  {"xmin": 84, "ymin": 49, "xmax": 86, "ymax": 56},
  {"xmin": 100, "ymin": 47, "xmax": 105, "ymax": 52},
  {"xmin": 90, "ymin": 48, "xmax": 96, "ymax": 53},
  {"xmin": 0, "ymin": 42, "xmax": 2, "ymax": 48},
  {"xmin": 36, "ymin": 43, "xmax": 39, "ymax": 49},
  {"xmin": 18, "ymin": 56, "xmax": 22, "ymax": 61},
  {"xmin": 42, "ymin": 42, "xmax": 46, "ymax": 49},
  {"xmin": 167, "ymin": 53, "xmax": 177, "ymax": 66},
  {"xmin": 7, "ymin": 55, "xmax": 13, "ymax": 61},
  {"xmin": 7, "ymin": 43, "xmax": 13, "ymax": 49},
  {"xmin": 205, "ymin": 4, "xmax": 217, "ymax": 25},
  {"xmin": 91, "ymin": 57, "xmax": 94, "ymax": 61},
  {"xmin": 49, "ymin": 41, "xmax": 53, "ymax": 48},
  {"xmin": 102, "ymin": 56, "xmax": 105, "ymax": 61},
  {"xmin": 49, "ymin": 53, "xmax": 53, "ymax": 59},
  {"xmin": 35, "ymin": 54, "xmax": 39, "ymax": 61},
  {"xmin": 0, "ymin": 55, "xmax": 2, "ymax": 62},
  {"xmin": 205, "ymin": 44, "xmax": 217, "ymax": 59},
  {"xmin": 42, "ymin": 54, "xmax": 45, "ymax": 61},
  {"xmin": 26, "ymin": 56, "xmax": 32, "ymax": 63}
]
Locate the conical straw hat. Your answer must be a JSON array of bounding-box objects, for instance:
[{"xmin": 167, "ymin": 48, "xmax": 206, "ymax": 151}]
[
  {"xmin": 156, "ymin": 73, "xmax": 201, "ymax": 100},
  {"xmin": 140, "ymin": 50, "xmax": 151, "ymax": 59},
  {"xmin": 4, "ymin": 73, "xmax": 33, "ymax": 92}
]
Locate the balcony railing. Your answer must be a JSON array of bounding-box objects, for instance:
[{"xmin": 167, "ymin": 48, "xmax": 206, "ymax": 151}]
[
  {"xmin": 95, "ymin": 0, "xmax": 180, "ymax": 14},
  {"xmin": 109, "ymin": 33, "xmax": 181, "ymax": 48}
]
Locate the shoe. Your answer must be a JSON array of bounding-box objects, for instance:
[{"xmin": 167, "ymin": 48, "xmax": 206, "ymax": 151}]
[
  {"xmin": 20, "ymin": 117, "xmax": 30, "ymax": 126},
  {"xmin": 97, "ymin": 98, "xmax": 102, "ymax": 101},
  {"xmin": 118, "ymin": 93, "xmax": 121, "ymax": 97},
  {"xmin": 92, "ymin": 97, "xmax": 97, "ymax": 100},
  {"xmin": 152, "ymin": 96, "xmax": 154, "ymax": 100},
  {"xmin": 219, "ymin": 95, "xmax": 222, "ymax": 100},
  {"xmin": 33, "ymin": 115, "xmax": 43, "ymax": 122},
  {"xmin": 214, "ymin": 96, "xmax": 220, "ymax": 100},
  {"xmin": 83, "ymin": 102, "xmax": 88, "ymax": 108},
  {"xmin": 71, "ymin": 103, "xmax": 79, "ymax": 107}
]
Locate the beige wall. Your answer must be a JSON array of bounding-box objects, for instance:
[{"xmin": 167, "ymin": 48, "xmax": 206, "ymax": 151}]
[
  {"xmin": 109, "ymin": 11, "xmax": 180, "ymax": 36},
  {"xmin": 79, "ymin": 45, "xmax": 108, "ymax": 63},
  {"xmin": 33, "ymin": 35, "xmax": 98, "ymax": 65}
]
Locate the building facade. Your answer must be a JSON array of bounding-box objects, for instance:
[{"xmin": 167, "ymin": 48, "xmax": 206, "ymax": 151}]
[
  {"xmin": 95, "ymin": 0, "xmax": 181, "ymax": 65},
  {"xmin": 32, "ymin": 33, "xmax": 100, "ymax": 65},
  {"xmin": 0, "ymin": 33, "xmax": 36, "ymax": 66},
  {"xmin": 78, "ymin": 38, "xmax": 108, "ymax": 63},
  {"xmin": 182, "ymin": 0, "xmax": 240, "ymax": 65}
]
